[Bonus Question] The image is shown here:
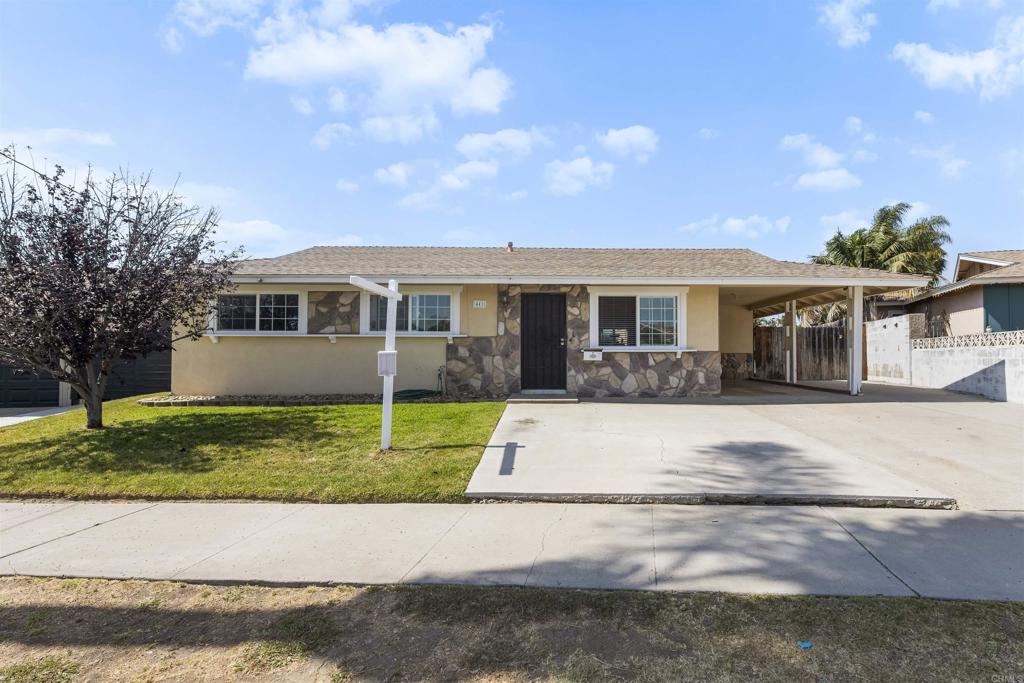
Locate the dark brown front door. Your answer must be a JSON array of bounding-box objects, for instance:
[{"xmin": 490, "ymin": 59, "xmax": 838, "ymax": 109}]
[{"xmin": 521, "ymin": 293, "xmax": 567, "ymax": 390}]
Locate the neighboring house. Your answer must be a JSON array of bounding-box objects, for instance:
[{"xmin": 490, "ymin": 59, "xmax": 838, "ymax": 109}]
[
  {"xmin": 171, "ymin": 245, "xmax": 925, "ymax": 399},
  {"xmin": 903, "ymin": 250, "xmax": 1024, "ymax": 337}
]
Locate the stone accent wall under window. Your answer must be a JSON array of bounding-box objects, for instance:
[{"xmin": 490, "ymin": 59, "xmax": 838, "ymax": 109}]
[
  {"xmin": 445, "ymin": 284, "xmax": 722, "ymax": 398},
  {"xmin": 307, "ymin": 291, "xmax": 359, "ymax": 334},
  {"xmin": 721, "ymin": 352, "xmax": 752, "ymax": 380}
]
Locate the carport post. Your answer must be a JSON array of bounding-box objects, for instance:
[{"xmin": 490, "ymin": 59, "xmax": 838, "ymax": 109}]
[
  {"xmin": 847, "ymin": 286, "xmax": 863, "ymax": 395},
  {"xmin": 784, "ymin": 300, "xmax": 798, "ymax": 384}
]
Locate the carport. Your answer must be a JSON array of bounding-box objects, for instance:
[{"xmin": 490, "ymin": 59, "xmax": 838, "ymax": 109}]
[{"xmin": 721, "ymin": 283, "xmax": 902, "ymax": 395}]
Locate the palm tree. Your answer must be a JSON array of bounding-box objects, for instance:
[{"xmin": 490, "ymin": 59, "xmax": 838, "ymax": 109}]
[{"xmin": 805, "ymin": 203, "xmax": 951, "ymax": 323}]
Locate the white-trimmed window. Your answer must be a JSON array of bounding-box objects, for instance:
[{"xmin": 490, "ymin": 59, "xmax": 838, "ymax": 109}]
[
  {"xmin": 364, "ymin": 291, "xmax": 460, "ymax": 334},
  {"xmin": 590, "ymin": 288, "xmax": 688, "ymax": 350},
  {"xmin": 215, "ymin": 293, "xmax": 303, "ymax": 333}
]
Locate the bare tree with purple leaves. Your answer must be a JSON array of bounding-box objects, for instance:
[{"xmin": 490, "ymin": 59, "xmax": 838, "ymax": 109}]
[{"xmin": 0, "ymin": 149, "xmax": 239, "ymax": 428}]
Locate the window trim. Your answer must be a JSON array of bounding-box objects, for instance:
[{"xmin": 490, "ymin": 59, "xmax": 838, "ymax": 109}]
[
  {"xmin": 588, "ymin": 287, "xmax": 689, "ymax": 351},
  {"xmin": 358, "ymin": 286, "xmax": 462, "ymax": 336},
  {"xmin": 211, "ymin": 291, "xmax": 308, "ymax": 335}
]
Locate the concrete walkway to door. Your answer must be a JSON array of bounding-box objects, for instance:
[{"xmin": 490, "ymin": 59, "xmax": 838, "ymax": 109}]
[{"xmin": 467, "ymin": 381, "xmax": 1024, "ymax": 510}]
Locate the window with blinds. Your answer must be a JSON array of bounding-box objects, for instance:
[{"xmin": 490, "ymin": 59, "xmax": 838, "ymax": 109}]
[{"xmin": 598, "ymin": 296, "xmax": 637, "ymax": 346}]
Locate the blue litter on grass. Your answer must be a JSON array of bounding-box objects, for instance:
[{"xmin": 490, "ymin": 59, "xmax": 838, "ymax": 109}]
[{"xmin": 798, "ymin": 641, "xmax": 813, "ymax": 649}]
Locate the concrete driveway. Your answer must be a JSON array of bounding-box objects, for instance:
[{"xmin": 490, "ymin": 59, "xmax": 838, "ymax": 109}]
[
  {"xmin": 0, "ymin": 405, "xmax": 79, "ymax": 428},
  {"xmin": 467, "ymin": 382, "xmax": 1024, "ymax": 510}
]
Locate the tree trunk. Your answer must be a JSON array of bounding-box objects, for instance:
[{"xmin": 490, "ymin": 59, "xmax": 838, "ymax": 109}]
[{"xmin": 84, "ymin": 392, "xmax": 103, "ymax": 429}]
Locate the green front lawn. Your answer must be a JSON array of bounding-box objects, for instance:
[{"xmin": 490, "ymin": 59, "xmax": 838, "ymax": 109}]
[{"xmin": 0, "ymin": 397, "xmax": 504, "ymax": 503}]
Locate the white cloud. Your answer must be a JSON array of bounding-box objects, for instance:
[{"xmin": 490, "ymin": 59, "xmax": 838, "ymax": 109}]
[
  {"xmin": 177, "ymin": 181, "xmax": 238, "ymax": 208},
  {"xmin": 290, "ymin": 95, "xmax": 314, "ymax": 114},
  {"xmin": 904, "ymin": 200, "xmax": 934, "ymax": 222},
  {"xmin": 678, "ymin": 214, "xmax": 720, "ymax": 234},
  {"xmin": 819, "ymin": 209, "xmax": 868, "ymax": 232},
  {"xmin": 327, "ymin": 232, "xmax": 365, "ymax": 245},
  {"xmin": 456, "ymin": 127, "xmax": 550, "ymax": 159},
  {"xmin": 171, "ymin": 0, "xmax": 266, "ymax": 36},
  {"xmin": 215, "ymin": 218, "xmax": 289, "ymax": 256},
  {"xmin": 328, "ymin": 87, "xmax": 348, "ymax": 112},
  {"xmin": 244, "ymin": 6, "xmax": 510, "ymax": 119},
  {"xmin": 335, "ymin": 178, "xmax": 359, "ymax": 192},
  {"xmin": 360, "ymin": 111, "xmax": 438, "ymax": 143},
  {"xmin": 678, "ymin": 213, "xmax": 790, "ymax": 239},
  {"xmin": 914, "ymin": 110, "xmax": 935, "ymax": 124},
  {"xmin": 596, "ymin": 125, "xmax": 659, "ymax": 163},
  {"xmin": 819, "ymin": 0, "xmax": 877, "ymax": 48},
  {"xmin": 892, "ymin": 16, "xmax": 1024, "ymax": 99},
  {"xmin": 397, "ymin": 189, "xmax": 440, "ymax": 211},
  {"xmin": 722, "ymin": 215, "xmax": 790, "ymax": 238},
  {"xmin": 161, "ymin": 26, "xmax": 183, "ymax": 52},
  {"xmin": 845, "ymin": 116, "xmax": 863, "ymax": 134},
  {"xmin": 544, "ymin": 157, "xmax": 615, "ymax": 196},
  {"xmin": 311, "ymin": 122, "xmax": 353, "ymax": 150},
  {"xmin": 795, "ymin": 168, "xmax": 863, "ymax": 191},
  {"xmin": 439, "ymin": 160, "xmax": 498, "ymax": 191},
  {"xmin": 0, "ymin": 127, "xmax": 115, "ymax": 147},
  {"xmin": 911, "ymin": 145, "xmax": 970, "ymax": 178},
  {"xmin": 374, "ymin": 161, "xmax": 414, "ymax": 187},
  {"xmin": 697, "ymin": 127, "xmax": 720, "ymax": 140},
  {"xmin": 927, "ymin": 0, "xmax": 1004, "ymax": 11},
  {"xmin": 499, "ymin": 189, "xmax": 528, "ymax": 201},
  {"xmin": 779, "ymin": 133, "xmax": 844, "ymax": 169}
]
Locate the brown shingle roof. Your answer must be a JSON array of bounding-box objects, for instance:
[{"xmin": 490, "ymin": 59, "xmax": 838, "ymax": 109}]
[
  {"xmin": 907, "ymin": 250, "xmax": 1024, "ymax": 303},
  {"xmin": 960, "ymin": 249, "xmax": 1024, "ymax": 263},
  {"xmin": 234, "ymin": 246, "xmax": 925, "ymax": 282}
]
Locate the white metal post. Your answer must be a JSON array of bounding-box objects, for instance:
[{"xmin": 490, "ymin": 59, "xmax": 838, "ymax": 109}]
[
  {"xmin": 381, "ymin": 279, "xmax": 398, "ymax": 450},
  {"xmin": 848, "ymin": 285, "xmax": 864, "ymax": 396},
  {"xmin": 348, "ymin": 276, "xmax": 402, "ymax": 450}
]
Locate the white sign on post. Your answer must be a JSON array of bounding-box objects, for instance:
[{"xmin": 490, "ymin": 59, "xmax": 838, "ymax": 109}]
[{"xmin": 349, "ymin": 276, "xmax": 402, "ymax": 450}]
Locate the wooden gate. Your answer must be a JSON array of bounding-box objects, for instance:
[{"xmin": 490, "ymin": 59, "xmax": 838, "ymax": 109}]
[
  {"xmin": 753, "ymin": 324, "xmax": 852, "ymax": 381},
  {"xmin": 752, "ymin": 326, "xmax": 785, "ymax": 380},
  {"xmin": 796, "ymin": 325, "xmax": 847, "ymax": 380}
]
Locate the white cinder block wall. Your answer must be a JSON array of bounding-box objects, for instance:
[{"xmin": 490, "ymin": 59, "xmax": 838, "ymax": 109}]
[{"xmin": 866, "ymin": 314, "xmax": 1023, "ymax": 403}]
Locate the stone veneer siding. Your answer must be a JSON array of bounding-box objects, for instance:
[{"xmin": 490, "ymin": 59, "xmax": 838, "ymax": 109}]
[
  {"xmin": 308, "ymin": 291, "xmax": 359, "ymax": 334},
  {"xmin": 446, "ymin": 284, "xmax": 722, "ymax": 398},
  {"xmin": 721, "ymin": 352, "xmax": 752, "ymax": 380}
]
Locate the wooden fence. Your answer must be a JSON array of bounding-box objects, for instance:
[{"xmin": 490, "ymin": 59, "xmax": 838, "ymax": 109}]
[{"xmin": 753, "ymin": 324, "xmax": 853, "ymax": 381}]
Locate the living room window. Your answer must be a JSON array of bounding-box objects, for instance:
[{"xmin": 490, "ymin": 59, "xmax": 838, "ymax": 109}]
[
  {"xmin": 591, "ymin": 289, "xmax": 687, "ymax": 350},
  {"xmin": 368, "ymin": 293, "xmax": 453, "ymax": 333},
  {"xmin": 215, "ymin": 293, "xmax": 300, "ymax": 333}
]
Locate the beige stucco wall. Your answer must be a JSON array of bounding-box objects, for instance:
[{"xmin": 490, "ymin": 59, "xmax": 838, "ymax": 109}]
[
  {"xmin": 686, "ymin": 285, "xmax": 719, "ymax": 350},
  {"xmin": 910, "ymin": 287, "xmax": 984, "ymax": 336},
  {"xmin": 172, "ymin": 336, "xmax": 446, "ymax": 395},
  {"xmin": 460, "ymin": 284, "xmax": 498, "ymax": 337},
  {"xmin": 718, "ymin": 303, "xmax": 753, "ymax": 353}
]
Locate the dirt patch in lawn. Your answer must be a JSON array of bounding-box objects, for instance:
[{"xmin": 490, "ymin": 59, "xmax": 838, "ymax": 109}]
[{"xmin": 1, "ymin": 577, "xmax": 1022, "ymax": 682}]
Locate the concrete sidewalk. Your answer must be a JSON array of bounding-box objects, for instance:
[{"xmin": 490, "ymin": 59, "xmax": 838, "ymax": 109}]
[{"xmin": 2, "ymin": 502, "xmax": 1021, "ymax": 600}]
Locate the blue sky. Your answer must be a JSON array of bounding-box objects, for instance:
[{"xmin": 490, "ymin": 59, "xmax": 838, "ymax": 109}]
[{"xmin": 1, "ymin": 0, "xmax": 1022, "ymax": 277}]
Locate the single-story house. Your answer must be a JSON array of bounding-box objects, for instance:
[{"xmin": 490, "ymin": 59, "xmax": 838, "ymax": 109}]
[
  {"xmin": 901, "ymin": 250, "xmax": 1024, "ymax": 337},
  {"xmin": 171, "ymin": 245, "xmax": 926, "ymax": 399}
]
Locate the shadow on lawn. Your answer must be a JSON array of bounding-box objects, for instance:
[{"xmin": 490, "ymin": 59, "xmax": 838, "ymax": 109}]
[{"xmin": 0, "ymin": 410, "xmax": 349, "ymax": 476}]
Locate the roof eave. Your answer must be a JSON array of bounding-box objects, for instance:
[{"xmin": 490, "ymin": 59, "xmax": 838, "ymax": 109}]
[{"xmin": 228, "ymin": 273, "xmax": 929, "ymax": 287}]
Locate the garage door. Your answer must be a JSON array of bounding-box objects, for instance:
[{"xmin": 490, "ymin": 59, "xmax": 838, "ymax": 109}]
[
  {"xmin": 102, "ymin": 350, "xmax": 171, "ymax": 400},
  {"xmin": 0, "ymin": 362, "xmax": 59, "ymax": 407}
]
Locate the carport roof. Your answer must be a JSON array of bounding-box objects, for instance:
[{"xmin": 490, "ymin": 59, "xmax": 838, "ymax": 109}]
[{"xmin": 233, "ymin": 246, "xmax": 928, "ymax": 287}]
